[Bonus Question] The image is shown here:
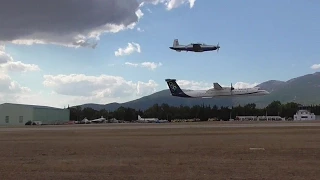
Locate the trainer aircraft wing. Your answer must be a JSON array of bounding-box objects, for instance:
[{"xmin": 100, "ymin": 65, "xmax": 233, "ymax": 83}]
[{"xmin": 213, "ymin": 83, "xmax": 223, "ymax": 90}]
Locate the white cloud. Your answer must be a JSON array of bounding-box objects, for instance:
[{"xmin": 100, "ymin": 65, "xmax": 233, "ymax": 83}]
[
  {"xmin": 43, "ymin": 74, "xmax": 159, "ymax": 102},
  {"xmin": 175, "ymin": 80, "xmax": 259, "ymax": 90},
  {"xmin": 125, "ymin": 61, "xmax": 162, "ymax": 70},
  {"xmin": 137, "ymin": 27, "xmax": 145, "ymax": 32},
  {"xmin": 136, "ymin": 9, "xmax": 144, "ymax": 19},
  {"xmin": 0, "ymin": 74, "xmax": 31, "ymax": 94},
  {"xmin": 141, "ymin": 62, "xmax": 162, "ymax": 70},
  {"xmin": 0, "ymin": 46, "xmax": 42, "ymax": 105},
  {"xmin": 0, "ymin": 44, "xmax": 4, "ymax": 51},
  {"xmin": 125, "ymin": 62, "xmax": 139, "ymax": 67},
  {"xmin": 311, "ymin": 64, "xmax": 320, "ymax": 70},
  {"xmin": 0, "ymin": 73, "xmax": 33, "ymax": 103},
  {"xmin": 1, "ymin": 61, "xmax": 40, "ymax": 73},
  {"xmin": 233, "ymin": 82, "xmax": 259, "ymax": 89},
  {"xmin": 177, "ymin": 80, "xmax": 212, "ymax": 90},
  {"xmin": 141, "ymin": 0, "xmax": 196, "ymax": 10},
  {"xmin": 0, "ymin": 46, "xmax": 40, "ymax": 73},
  {"xmin": 115, "ymin": 42, "xmax": 141, "ymax": 57}
]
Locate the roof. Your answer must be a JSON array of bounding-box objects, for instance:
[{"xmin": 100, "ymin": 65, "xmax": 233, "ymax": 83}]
[{"xmin": 0, "ymin": 103, "xmax": 66, "ymax": 110}]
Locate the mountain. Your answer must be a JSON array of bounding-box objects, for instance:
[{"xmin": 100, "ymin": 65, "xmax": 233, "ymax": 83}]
[
  {"xmin": 74, "ymin": 72, "xmax": 320, "ymax": 111},
  {"xmin": 231, "ymin": 72, "xmax": 320, "ymax": 107}
]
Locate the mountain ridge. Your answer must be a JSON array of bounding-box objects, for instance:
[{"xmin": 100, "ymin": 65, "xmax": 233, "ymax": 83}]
[{"xmin": 76, "ymin": 72, "xmax": 320, "ymax": 111}]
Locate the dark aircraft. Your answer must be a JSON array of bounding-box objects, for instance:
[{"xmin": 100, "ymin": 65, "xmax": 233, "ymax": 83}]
[{"xmin": 169, "ymin": 39, "xmax": 220, "ymax": 52}]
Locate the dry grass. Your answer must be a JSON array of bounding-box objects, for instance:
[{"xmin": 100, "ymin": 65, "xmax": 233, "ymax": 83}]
[{"xmin": 0, "ymin": 122, "xmax": 320, "ymax": 180}]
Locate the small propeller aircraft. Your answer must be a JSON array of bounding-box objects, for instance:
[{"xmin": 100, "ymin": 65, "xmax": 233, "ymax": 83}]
[{"xmin": 169, "ymin": 39, "xmax": 220, "ymax": 52}]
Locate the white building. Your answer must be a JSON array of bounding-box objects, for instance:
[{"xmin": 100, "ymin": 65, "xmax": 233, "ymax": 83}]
[
  {"xmin": 235, "ymin": 116, "xmax": 285, "ymax": 121},
  {"xmin": 293, "ymin": 110, "xmax": 316, "ymax": 121},
  {"xmin": 0, "ymin": 103, "xmax": 70, "ymax": 126}
]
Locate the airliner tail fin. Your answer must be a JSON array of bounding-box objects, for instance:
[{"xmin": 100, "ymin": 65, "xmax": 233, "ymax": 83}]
[{"xmin": 165, "ymin": 79, "xmax": 183, "ymax": 95}]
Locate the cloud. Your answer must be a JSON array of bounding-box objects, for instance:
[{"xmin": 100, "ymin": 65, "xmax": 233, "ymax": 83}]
[
  {"xmin": 175, "ymin": 80, "xmax": 259, "ymax": 90},
  {"xmin": 115, "ymin": 43, "xmax": 141, "ymax": 56},
  {"xmin": 311, "ymin": 64, "xmax": 320, "ymax": 70},
  {"xmin": 233, "ymin": 82, "xmax": 259, "ymax": 89},
  {"xmin": 136, "ymin": 9, "xmax": 144, "ymax": 19},
  {"xmin": 43, "ymin": 74, "xmax": 159, "ymax": 100},
  {"xmin": 0, "ymin": 46, "xmax": 43, "ymax": 105},
  {"xmin": 176, "ymin": 80, "xmax": 212, "ymax": 90},
  {"xmin": 0, "ymin": 46, "xmax": 40, "ymax": 73},
  {"xmin": 0, "ymin": 74, "xmax": 31, "ymax": 94},
  {"xmin": 141, "ymin": 0, "xmax": 196, "ymax": 10},
  {"xmin": 0, "ymin": 44, "xmax": 4, "ymax": 51},
  {"xmin": 137, "ymin": 27, "xmax": 145, "ymax": 32},
  {"xmin": 141, "ymin": 62, "xmax": 163, "ymax": 70},
  {"xmin": 0, "ymin": 0, "xmax": 195, "ymax": 49},
  {"xmin": 125, "ymin": 62, "xmax": 139, "ymax": 67},
  {"xmin": 0, "ymin": 0, "xmax": 142, "ymax": 48},
  {"xmin": 0, "ymin": 73, "xmax": 33, "ymax": 103},
  {"xmin": 0, "ymin": 44, "xmax": 41, "ymax": 105},
  {"xmin": 125, "ymin": 61, "xmax": 162, "ymax": 70}
]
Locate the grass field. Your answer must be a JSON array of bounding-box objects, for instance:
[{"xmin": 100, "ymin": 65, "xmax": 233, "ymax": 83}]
[{"xmin": 0, "ymin": 121, "xmax": 319, "ymax": 180}]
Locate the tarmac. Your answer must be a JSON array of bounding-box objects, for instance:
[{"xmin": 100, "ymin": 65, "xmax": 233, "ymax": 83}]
[{"xmin": 1, "ymin": 120, "xmax": 319, "ymax": 132}]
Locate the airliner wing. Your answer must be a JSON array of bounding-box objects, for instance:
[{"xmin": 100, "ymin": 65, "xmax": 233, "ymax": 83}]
[{"xmin": 213, "ymin": 83, "xmax": 223, "ymax": 90}]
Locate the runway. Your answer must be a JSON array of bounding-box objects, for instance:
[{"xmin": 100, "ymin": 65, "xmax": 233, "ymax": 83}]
[
  {"xmin": 1, "ymin": 121, "xmax": 320, "ymax": 132},
  {"xmin": 1, "ymin": 120, "xmax": 320, "ymax": 179}
]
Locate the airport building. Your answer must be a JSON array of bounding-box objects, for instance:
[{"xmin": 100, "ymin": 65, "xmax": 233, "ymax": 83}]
[
  {"xmin": 0, "ymin": 103, "xmax": 70, "ymax": 126},
  {"xmin": 235, "ymin": 116, "xmax": 285, "ymax": 121},
  {"xmin": 293, "ymin": 109, "xmax": 316, "ymax": 121}
]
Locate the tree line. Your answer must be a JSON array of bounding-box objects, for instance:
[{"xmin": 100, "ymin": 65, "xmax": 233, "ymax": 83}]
[{"xmin": 68, "ymin": 101, "xmax": 320, "ymax": 121}]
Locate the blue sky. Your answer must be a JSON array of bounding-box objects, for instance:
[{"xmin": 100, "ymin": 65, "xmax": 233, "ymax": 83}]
[{"xmin": 0, "ymin": 0, "xmax": 319, "ymax": 108}]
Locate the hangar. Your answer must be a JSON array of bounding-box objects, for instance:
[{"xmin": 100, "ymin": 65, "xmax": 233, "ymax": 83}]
[{"xmin": 0, "ymin": 103, "xmax": 70, "ymax": 126}]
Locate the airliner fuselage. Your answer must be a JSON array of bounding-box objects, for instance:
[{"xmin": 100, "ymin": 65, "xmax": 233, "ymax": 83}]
[
  {"xmin": 165, "ymin": 79, "xmax": 270, "ymax": 98},
  {"xmin": 175, "ymin": 87, "xmax": 269, "ymax": 98}
]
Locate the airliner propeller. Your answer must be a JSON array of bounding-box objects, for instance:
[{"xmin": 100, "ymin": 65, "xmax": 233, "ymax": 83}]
[{"xmin": 230, "ymin": 83, "xmax": 234, "ymax": 95}]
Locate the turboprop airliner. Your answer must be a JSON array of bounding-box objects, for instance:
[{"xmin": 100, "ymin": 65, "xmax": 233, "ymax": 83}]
[
  {"xmin": 169, "ymin": 39, "xmax": 220, "ymax": 52},
  {"xmin": 165, "ymin": 79, "xmax": 270, "ymax": 98}
]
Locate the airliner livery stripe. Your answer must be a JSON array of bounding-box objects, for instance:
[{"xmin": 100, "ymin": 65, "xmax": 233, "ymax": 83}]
[
  {"xmin": 214, "ymin": 91, "xmax": 261, "ymax": 96},
  {"xmin": 182, "ymin": 91, "xmax": 261, "ymax": 98}
]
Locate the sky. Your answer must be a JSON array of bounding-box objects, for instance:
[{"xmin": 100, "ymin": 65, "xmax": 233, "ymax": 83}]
[{"xmin": 0, "ymin": 0, "xmax": 319, "ymax": 108}]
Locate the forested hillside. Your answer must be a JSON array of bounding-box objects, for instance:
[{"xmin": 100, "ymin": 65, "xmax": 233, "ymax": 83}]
[{"xmin": 69, "ymin": 101, "xmax": 320, "ymax": 121}]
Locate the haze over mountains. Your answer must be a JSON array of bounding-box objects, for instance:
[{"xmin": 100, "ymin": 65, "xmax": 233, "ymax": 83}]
[{"xmin": 76, "ymin": 72, "xmax": 320, "ymax": 111}]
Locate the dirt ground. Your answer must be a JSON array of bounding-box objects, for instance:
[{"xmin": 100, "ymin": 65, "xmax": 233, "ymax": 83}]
[{"xmin": 0, "ymin": 122, "xmax": 320, "ymax": 180}]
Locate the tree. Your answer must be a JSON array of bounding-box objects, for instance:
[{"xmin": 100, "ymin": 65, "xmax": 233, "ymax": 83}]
[{"xmin": 69, "ymin": 101, "xmax": 314, "ymax": 121}]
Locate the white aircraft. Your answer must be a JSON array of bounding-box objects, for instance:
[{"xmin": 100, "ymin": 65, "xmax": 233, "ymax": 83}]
[
  {"xmin": 136, "ymin": 115, "xmax": 169, "ymax": 123},
  {"xmin": 80, "ymin": 116, "xmax": 106, "ymax": 124},
  {"xmin": 90, "ymin": 116, "xmax": 106, "ymax": 123},
  {"xmin": 136, "ymin": 115, "xmax": 158, "ymax": 123},
  {"xmin": 169, "ymin": 39, "xmax": 220, "ymax": 52},
  {"xmin": 165, "ymin": 79, "xmax": 270, "ymax": 98}
]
